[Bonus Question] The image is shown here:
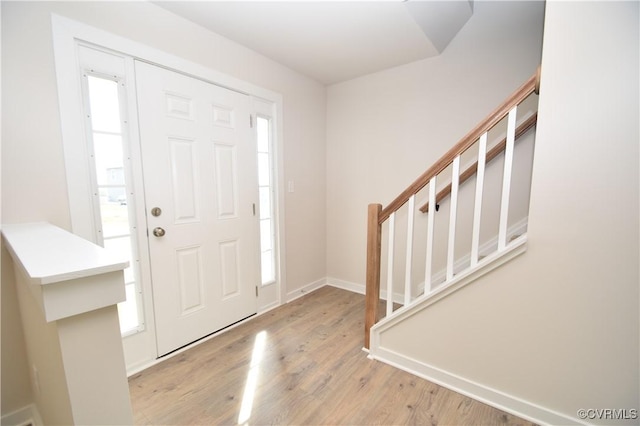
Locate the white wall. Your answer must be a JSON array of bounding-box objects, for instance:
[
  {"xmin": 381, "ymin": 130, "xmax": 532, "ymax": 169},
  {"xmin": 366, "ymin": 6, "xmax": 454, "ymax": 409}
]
[
  {"xmin": 1, "ymin": 246, "xmax": 33, "ymax": 416},
  {"xmin": 12, "ymin": 263, "xmax": 74, "ymax": 425},
  {"xmin": 1, "ymin": 0, "xmax": 326, "ymax": 416},
  {"xmin": 377, "ymin": 1, "xmax": 639, "ymax": 423},
  {"xmin": 326, "ymin": 1, "xmax": 545, "ymax": 289}
]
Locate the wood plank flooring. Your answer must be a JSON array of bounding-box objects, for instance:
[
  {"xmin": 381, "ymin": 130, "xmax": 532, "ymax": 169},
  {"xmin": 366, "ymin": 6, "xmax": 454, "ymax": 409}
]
[{"xmin": 129, "ymin": 286, "xmax": 535, "ymax": 425}]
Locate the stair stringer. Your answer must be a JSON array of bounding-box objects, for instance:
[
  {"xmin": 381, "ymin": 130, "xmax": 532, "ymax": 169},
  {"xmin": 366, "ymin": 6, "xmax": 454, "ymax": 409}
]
[
  {"xmin": 367, "ymin": 234, "xmax": 582, "ymax": 425},
  {"xmin": 369, "ymin": 234, "xmax": 528, "ymax": 346}
]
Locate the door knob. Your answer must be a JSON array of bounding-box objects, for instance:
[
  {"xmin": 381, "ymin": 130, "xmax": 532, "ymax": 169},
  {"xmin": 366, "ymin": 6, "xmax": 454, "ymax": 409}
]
[{"xmin": 152, "ymin": 227, "xmax": 166, "ymax": 237}]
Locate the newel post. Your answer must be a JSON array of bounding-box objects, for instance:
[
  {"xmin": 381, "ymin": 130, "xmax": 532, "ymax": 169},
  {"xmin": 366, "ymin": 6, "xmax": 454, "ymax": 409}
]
[{"xmin": 364, "ymin": 203, "xmax": 382, "ymax": 349}]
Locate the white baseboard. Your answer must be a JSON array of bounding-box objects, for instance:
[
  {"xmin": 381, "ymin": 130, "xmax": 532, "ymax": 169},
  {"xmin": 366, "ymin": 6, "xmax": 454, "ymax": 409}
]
[
  {"xmin": 327, "ymin": 277, "xmax": 405, "ymax": 304},
  {"xmin": 369, "ymin": 346, "xmax": 584, "ymax": 426},
  {"xmin": 324, "ymin": 269, "xmax": 585, "ymax": 425},
  {"xmin": 326, "ymin": 277, "xmax": 363, "ymax": 294},
  {"xmin": 285, "ymin": 277, "xmax": 327, "ymax": 302},
  {"xmin": 257, "ymin": 299, "xmax": 280, "ymax": 315},
  {"xmin": 1, "ymin": 404, "xmax": 42, "ymax": 426},
  {"xmin": 362, "ymin": 235, "xmax": 580, "ymax": 426}
]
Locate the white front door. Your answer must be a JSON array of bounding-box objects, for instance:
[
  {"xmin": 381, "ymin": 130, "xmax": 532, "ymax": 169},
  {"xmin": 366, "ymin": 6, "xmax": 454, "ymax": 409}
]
[{"xmin": 135, "ymin": 61, "xmax": 259, "ymax": 356}]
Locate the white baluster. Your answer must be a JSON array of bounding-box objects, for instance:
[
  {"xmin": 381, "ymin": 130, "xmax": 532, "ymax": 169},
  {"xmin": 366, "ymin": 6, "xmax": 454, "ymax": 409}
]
[
  {"xmin": 386, "ymin": 212, "xmax": 396, "ymax": 317},
  {"xmin": 446, "ymin": 156, "xmax": 460, "ymax": 281},
  {"xmin": 404, "ymin": 195, "xmax": 415, "ymax": 306},
  {"xmin": 498, "ymin": 106, "xmax": 517, "ymax": 250},
  {"xmin": 471, "ymin": 133, "xmax": 488, "ymax": 266},
  {"xmin": 424, "ymin": 177, "xmax": 436, "ymax": 293}
]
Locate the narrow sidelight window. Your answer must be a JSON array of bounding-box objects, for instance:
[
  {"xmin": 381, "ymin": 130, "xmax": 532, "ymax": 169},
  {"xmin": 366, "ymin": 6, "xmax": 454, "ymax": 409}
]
[
  {"xmin": 84, "ymin": 73, "xmax": 143, "ymax": 335},
  {"xmin": 256, "ymin": 116, "xmax": 276, "ymax": 285}
]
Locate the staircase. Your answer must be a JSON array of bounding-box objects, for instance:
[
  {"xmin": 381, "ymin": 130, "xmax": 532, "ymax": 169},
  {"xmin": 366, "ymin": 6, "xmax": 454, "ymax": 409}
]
[{"xmin": 364, "ymin": 72, "xmax": 539, "ymax": 349}]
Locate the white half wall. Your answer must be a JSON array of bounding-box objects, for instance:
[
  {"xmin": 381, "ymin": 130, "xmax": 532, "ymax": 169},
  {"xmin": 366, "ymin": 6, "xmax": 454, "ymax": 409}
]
[{"xmin": 373, "ymin": 1, "xmax": 639, "ymax": 424}]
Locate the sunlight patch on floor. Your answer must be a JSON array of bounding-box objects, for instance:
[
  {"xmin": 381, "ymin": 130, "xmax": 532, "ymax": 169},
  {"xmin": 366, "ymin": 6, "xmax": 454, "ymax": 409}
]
[{"xmin": 237, "ymin": 330, "xmax": 267, "ymax": 425}]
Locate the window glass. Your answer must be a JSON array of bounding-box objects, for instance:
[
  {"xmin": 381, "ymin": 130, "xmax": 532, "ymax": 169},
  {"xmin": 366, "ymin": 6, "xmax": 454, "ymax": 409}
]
[
  {"xmin": 260, "ymin": 220, "xmax": 272, "ymax": 252},
  {"xmin": 98, "ymin": 188, "xmax": 130, "ymax": 238},
  {"xmin": 257, "ymin": 117, "xmax": 269, "ymax": 152},
  {"xmin": 86, "ymin": 74, "xmax": 142, "ymax": 335},
  {"xmin": 259, "ymin": 187, "xmax": 271, "ymax": 220},
  {"xmin": 261, "ymin": 251, "xmax": 274, "ymax": 284},
  {"xmin": 256, "ymin": 116, "xmax": 276, "ymax": 285},
  {"xmin": 257, "ymin": 153, "xmax": 270, "ymax": 186},
  {"xmin": 88, "ymin": 76, "xmax": 121, "ymax": 133},
  {"xmin": 92, "ymin": 133, "xmax": 124, "ymax": 185}
]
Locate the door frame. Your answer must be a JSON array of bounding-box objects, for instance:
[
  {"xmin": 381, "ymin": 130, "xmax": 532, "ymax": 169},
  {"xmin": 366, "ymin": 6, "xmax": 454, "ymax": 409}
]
[{"xmin": 52, "ymin": 14, "xmax": 286, "ymax": 374}]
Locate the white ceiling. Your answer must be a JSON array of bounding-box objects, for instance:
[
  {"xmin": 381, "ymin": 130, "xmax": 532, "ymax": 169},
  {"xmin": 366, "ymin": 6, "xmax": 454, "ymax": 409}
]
[{"xmin": 154, "ymin": 1, "xmax": 474, "ymax": 85}]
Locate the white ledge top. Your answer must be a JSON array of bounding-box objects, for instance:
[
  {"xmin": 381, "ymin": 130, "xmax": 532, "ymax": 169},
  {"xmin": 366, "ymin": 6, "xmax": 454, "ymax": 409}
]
[{"xmin": 2, "ymin": 222, "xmax": 129, "ymax": 285}]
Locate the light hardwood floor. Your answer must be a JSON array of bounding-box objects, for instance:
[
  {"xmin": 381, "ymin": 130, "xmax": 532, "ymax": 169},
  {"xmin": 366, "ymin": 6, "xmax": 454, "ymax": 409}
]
[{"xmin": 129, "ymin": 286, "xmax": 535, "ymax": 425}]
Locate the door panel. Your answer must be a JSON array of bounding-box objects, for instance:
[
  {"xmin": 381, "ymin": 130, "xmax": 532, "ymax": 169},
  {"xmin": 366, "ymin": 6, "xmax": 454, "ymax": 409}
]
[
  {"xmin": 135, "ymin": 61, "xmax": 259, "ymax": 356},
  {"xmin": 169, "ymin": 137, "xmax": 200, "ymax": 223},
  {"xmin": 214, "ymin": 143, "xmax": 238, "ymax": 218}
]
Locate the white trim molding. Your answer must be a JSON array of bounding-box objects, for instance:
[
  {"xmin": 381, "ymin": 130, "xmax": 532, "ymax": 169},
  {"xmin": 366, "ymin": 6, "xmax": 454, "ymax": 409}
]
[
  {"xmin": 327, "ymin": 276, "xmax": 405, "ymax": 305},
  {"xmin": 1, "ymin": 404, "xmax": 43, "ymax": 426},
  {"xmin": 368, "ymin": 347, "xmax": 586, "ymax": 426},
  {"xmin": 286, "ymin": 278, "xmax": 327, "ymax": 302}
]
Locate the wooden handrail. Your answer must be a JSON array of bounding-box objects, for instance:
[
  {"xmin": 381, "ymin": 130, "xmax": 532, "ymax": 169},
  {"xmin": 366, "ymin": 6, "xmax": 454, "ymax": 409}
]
[
  {"xmin": 419, "ymin": 113, "xmax": 537, "ymax": 213},
  {"xmin": 378, "ymin": 73, "xmax": 537, "ymax": 224}
]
